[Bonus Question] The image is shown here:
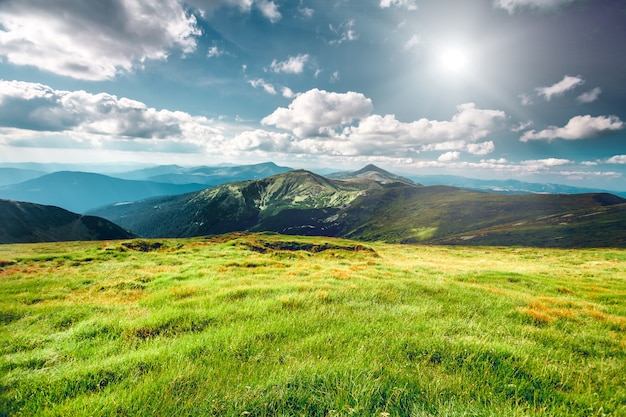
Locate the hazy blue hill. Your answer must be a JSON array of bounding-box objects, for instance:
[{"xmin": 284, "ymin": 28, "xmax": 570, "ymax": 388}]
[
  {"xmin": 0, "ymin": 199, "xmax": 134, "ymax": 243},
  {"xmin": 0, "ymin": 168, "xmax": 46, "ymax": 187},
  {"xmin": 0, "ymin": 171, "xmax": 208, "ymax": 213},
  {"xmin": 410, "ymin": 174, "xmax": 626, "ymax": 198},
  {"xmin": 91, "ymin": 168, "xmax": 626, "ymax": 247},
  {"xmin": 115, "ymin": 162, "xmax": 293, "ymax": 185}
]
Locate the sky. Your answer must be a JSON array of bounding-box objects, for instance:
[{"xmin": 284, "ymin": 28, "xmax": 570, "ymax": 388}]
[{"xmin": 0, "ymin": 0, "xmax": 625, "ymax": 189}]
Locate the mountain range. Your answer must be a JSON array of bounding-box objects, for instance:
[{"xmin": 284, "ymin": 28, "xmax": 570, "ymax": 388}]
[
  {"xmin": 0, "ymin": 171, "xmax": 209, "ymax": 213},
  {"xmin": 0, "ymin": 199, "xmax": 133, "ymax": 244},
  {"xmin": 90, "ymin": 166, "xmax": 626, "ymax": 248},
  {"xmin": 114, "ymin": 162, "xmax": 292, "ymax": 184}
]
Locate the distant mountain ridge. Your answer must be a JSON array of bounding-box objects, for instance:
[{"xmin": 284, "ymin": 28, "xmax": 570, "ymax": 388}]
[
  {"xmin": 115, "ymin": 162, "xmax": 292, "ymax": 185},
  {"xmin": 410, "ymin": 174, "xmax": 626, "ymax": 198},
  {"xmin": 91, "ymin": 167, "xmax": 626, "ymax": 248},
  {"xmin": 0, "ymin": 171, "xmax": 209, "ymax": 213},
  {"xmin": 0, "ymin": 199, "xmax": 134, "ymax": 244},
  {"xmin": 327, "ymin": 164, "xmax": 418, "ymax": 186},
  {"xmin": 0, "ymin": 168, "xmax": 46, "ymax": 187}
]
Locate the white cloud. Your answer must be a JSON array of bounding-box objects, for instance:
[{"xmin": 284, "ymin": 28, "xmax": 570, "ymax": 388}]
[
  {"xmin": 0, "ymin": 80, "xmax": 227, "ymax": 151},
  {"xmin": 330, "ymin": 71, "xmax": 340, "ymax": 83},
  {"xmin": 345, "ymin": 104, "xmax": 506, "ymax": 154},
  {"xmin": 255, "ymin": 0, "xmax": 281, "ymax": 23},
  {"xmin": 512, "ymin": 121, "xmax": 533, "ymax": 132},
  {"xmin": 494, "ymin": 0, "xmax": 577, "ymax": 13},
  {"xmin": 404, "ymin": 35, "xmax": 422, "ymax": 51},
  {"xmin": 466, "ymin": 141, "xmax": 495, "ymax": 155},
  {"xmin": 248, "ymin": 78, "xmax": 277, "ymax": 95},
  {"xmin": 189, "ymin": 0, "xmax": 281, "ymax": 22},
  {"xmin": 606, "ymin": 155, "xmax": 626, "ymax": 164},
  {"xmin": 0, "ymin": 0, "xmax": 200, "ymax": 81},
  {"xmin": 329, "ymin": 19, "xmax": 358, "ymax": 45},
  {"xmin": 298, "ymin": 6, "xmax": 314, "ymax": 18},
  {"xmin": 438, "ymin": 151, "xmax": 460, "ymax": 162},
  {"xmin": 282, "ymin": 87, "xmax": 296, "ymax": 98},
  {"xmin": 520, "ymin": 115, "xmax": 624, "ymax": 142},
  {"xmin": 522, "ymin": 158, "xmax": 572, "ymax": 167},
  {"xmin": 536, "ymin": 75, "xmax": 584, "ymax": 101},
  {"xmin": 379, "ymin": 0, "xmax": 418, "ymax": 10},
  {"xmin": 270, "ymin": 54, "xmax": 309, "ymax": 74},
  {"xmin": 261, "ymin": 88, "xmax": 373, "ymax": 137},
  {"xmin": 232, "ymin": 129, "xmax": 294, "ymax": 152},
  {"xmin": 577, "ymin": 87, "xmax": 602, "ymax": 104},
  {"xmin": 519, "ymin": 93, "xmax": 533, "ymax": 106},
  {"xmin": 207, "ymin": 43, "xmax": 226, "ymax": 58}
]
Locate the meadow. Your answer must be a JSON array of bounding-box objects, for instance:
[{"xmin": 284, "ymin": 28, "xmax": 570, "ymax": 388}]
[{"xmin": 0, "ymin": 233, "xmax": 624, "ymax": 416}]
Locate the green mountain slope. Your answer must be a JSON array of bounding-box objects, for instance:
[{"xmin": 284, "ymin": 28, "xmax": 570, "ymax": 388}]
[
  {"xmin": 0, "ymin": 199, "xmax": 134, "ymax": 243},
  {"xmin": 91, "ymin": 169, "xmax": 626, "ymax": 247},
  {"xmin": 91, "ymin": 170, "xmax": 382, "ymax": 238}
]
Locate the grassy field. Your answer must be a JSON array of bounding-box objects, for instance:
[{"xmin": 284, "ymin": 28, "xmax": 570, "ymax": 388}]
[{"xmin": 1, "ymin": 233, "xmax": 625, "ymax": 416}]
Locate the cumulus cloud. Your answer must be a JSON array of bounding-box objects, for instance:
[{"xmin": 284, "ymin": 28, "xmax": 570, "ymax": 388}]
[
  {"xmin": 270, "ymin": 54, "xmax": 309, "ymax": 74},
  {"xmin": 606, "ymin": 155, "xmax": 626, "ymax": 164},
  {"xmin": 255, "ymin": 0, "xmax": 281, "ymax": 22},
  {"xmin": 379, "ymin": 0, "xmax": 418, "ymax": 10},
  {"xmin": 261, "ymin": 88, "xmax": 373, "ymax": 137},
  {"xmin": 494, "ymin": 0, "xmax": 578, "ymax": 13},
  {"xmin": 536, "ymin": 75, "xmax": 584, "ymax": 100},
  {"xmin": 577, "ymin": 87, "xmax": 602, "ymax": 104},
  {"xmin": 0, "ymin": 0, "xmax": 201, "ymax": 81},
  {"xmin": 0, "ymin": 80, "xmax": 226, "ymax": 150},
  {"xmin": 281, "ymin": 87, "xmax": 296, "ymax": 98},
  {"xmin": 438, "ymin": 151, "xmax": 460, "ymax": 162},
  {"xmin": 248, "ymin": 78, "xmax": 277, "ymax": 95},
  {"xmin": 466, "ymin": 141, "xmax": 495, "ymax": 155},
  {"xmin": 520, "ymin": 115, "xmax": 624, "ymax": 142}
]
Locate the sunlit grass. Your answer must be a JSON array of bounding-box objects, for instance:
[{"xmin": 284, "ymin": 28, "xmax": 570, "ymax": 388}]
[{"xmin": 1, "ymin": 233, "xmax": 625, "ymax": 416}]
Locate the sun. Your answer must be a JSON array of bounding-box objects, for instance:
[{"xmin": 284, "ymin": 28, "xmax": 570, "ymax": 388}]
[{"xmin": 438, "ymin": 46, "xmax": 470, "ymax": 74}]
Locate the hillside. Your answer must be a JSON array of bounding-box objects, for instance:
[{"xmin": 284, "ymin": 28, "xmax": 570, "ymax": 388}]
[
  {"xmin": 0, "ymin": 199, "xmax": 134, "ymax": 243},
  {"xmin": 91, "ymin": 168, "xmax": 626, "ymax": 247},
  {"xmin": 91, "ymin": 170, "xmax": 383, "ymax": 238},
  {"xmin": 1, "ymin": 234, "xmax": 624, "ymax": 416},
  {"xmin": 0, "ymin": 171, "xmax": 208, "ymax": 213}
]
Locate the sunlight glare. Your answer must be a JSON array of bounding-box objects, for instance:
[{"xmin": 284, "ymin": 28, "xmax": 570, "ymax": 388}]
[{"xmin": 439, "ymin": 46, "xmax": 469, "ymax": 74}]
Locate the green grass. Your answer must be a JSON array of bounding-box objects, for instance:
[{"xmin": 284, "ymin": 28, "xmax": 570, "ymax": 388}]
[{"xmin": 1, "ymin": 233, "xmax": 625, "ymax": 416}]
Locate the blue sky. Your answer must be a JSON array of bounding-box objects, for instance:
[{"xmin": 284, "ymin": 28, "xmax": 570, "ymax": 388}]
[{"xmin": 0, "ymin": 0, "xmax": 625, "ymax": 189}]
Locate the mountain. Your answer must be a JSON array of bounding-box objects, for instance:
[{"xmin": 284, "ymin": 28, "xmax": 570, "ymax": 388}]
[
  {"xmin": 91, "ymin": 168, "xmax": 626, "ymax": 248},
  {"xmin": 0, "ymin": 199, "xmax": 134, "ymax": 244},
  {"xmin": 115, "ymin": 162, "xmax": 292, "ymax": 185},
  {"xmin": 409, "ymin": 174, "xmax": 626, "ymax": 198},
  {"xmin": 0, "ymin": 171, "xmax": 209, "ymax": 213},
  {"xmin": 90, "ymin": 170, "xmax": 383, "ymax": 238},
  {"xmin": 0, "ymin": 168, "xmax": 45, "ymax": 187},
  {"xmin": 327, "ymin": 164, "xmax": 418, "ymax": 186}
]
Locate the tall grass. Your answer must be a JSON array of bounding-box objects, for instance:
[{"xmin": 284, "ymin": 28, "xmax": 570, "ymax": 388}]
[{"xmin": 1, "ymin": 234, "xmax": 625, "ymax": 416}]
